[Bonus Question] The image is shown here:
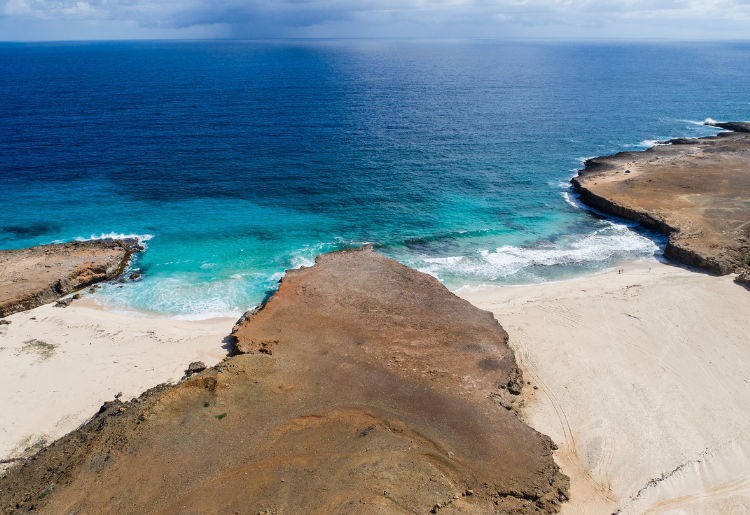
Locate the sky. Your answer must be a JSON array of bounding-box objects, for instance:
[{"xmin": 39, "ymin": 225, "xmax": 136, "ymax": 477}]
[{"xmin": 1, "ymin": 0, "xmax": 750, "ymax": 41}]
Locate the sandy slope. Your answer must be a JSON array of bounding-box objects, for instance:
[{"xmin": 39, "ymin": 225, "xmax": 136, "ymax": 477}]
[
  {"xmin": 459, "ymin": 260, "xmax": 750, "ymax": 515},
  {"xmin": 0, "ymin": 300, "xmax": 234, "ymax": 461}
]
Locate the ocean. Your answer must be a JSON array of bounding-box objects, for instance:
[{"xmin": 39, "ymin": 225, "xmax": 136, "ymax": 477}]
[{"xmin": 1, "ymin": 39, "xmax": 749, "ymax": 319}]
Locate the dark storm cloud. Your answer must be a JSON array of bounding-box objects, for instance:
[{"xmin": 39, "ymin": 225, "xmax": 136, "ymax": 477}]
[{"xmin": 2, "ymin": 0, "xmax": 750, "ymax": 38}]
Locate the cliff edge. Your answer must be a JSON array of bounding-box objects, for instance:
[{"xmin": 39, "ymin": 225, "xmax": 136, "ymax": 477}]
[{"xmin": 571, "ymin": 122, "xmax": 750, "ymax": 276}]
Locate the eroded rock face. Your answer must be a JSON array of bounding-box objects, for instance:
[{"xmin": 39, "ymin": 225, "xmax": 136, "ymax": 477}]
[
  {"xmin": 1, "ymin": 246, "xmax": 568, "ymax": 515},
  {"xmin": 0, "ymin": 239, "xmax": 142, "ymax": 317},
  {"xmin": 571, "ymin": 125, "xmax": 750, "ymax": 276}
]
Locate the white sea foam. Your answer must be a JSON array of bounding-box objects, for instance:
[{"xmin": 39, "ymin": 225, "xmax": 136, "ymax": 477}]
[
  {"xmin": 681, "ymin": 118, "xmax": 720, "ymax": 127},
  {"xmin": 412, "ymin": 222, "xmax": 659, "ymax": 284},
  {"xmin": 75, "ymin": 232, "xmax": 155, "ymax": 250},
  {"xmin": 577, "ymin": 156, "xmax": 598, "ymax": 165},
  {"xmin": 549, "ymin": 180, "xmax": 573, "ymax": 189},
  {"xmin": 562, "ymin": 191, "xmax": 579, "ymax": 208},
  {"xmin": 76, "ymin": 232, "xmax": 154, "ymax": 242},
  {"xmin": 423, "ymin": 256, "xmax": 464, "ymax": 265}
]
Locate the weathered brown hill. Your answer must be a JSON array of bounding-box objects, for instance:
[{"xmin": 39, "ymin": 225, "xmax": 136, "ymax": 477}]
[
  {"xmin": 1, "ymin": 246, "xmax": 568, "ymax": 515},
  {"xmin": 0, "ymin": 239, "xmax": 142, "ymax": 317},
  {"xmin": 571, "ymin": 123, "xmax": 750, "ymax": 276}
]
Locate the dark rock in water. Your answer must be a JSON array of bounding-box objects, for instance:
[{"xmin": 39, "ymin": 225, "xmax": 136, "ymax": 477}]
[
  {"xmin": 88, "ymin": 288, "xmax": 96, "ymax": 294},
  {"xmin": 72, "ymin": 293, "xmax": 82, "ymax": 300},
  {"xmin": 187, "ymin": 361, "xmax": 207, "ymax": 374},
  {"xmin": 0, "ymin": 240, "xmax": 142, "ymax": 317},
  {"xmin": 705, "ymin": 121, "xmax": 750, "ymax": 133},
  {"xmin": 130, "ymin": 273, "xmax": 141, "ymax": 280},
  {"xmin": 0, "ymin": 246, "xmax": 568, "ymax": 515}
]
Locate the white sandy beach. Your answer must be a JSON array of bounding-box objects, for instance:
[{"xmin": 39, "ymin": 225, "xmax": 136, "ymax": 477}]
[
  {"xmin": 0, "ymin": 300, "xmax": 234, "ymax": 461},
  {"xmin": 460, "ymin": 261, "xmax": 750, "ymax": 515}
]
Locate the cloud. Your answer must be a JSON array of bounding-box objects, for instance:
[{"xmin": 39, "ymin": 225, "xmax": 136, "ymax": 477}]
[{"xmin": 1, "ymin": 0, "xmax": 750, "ymax": 39}]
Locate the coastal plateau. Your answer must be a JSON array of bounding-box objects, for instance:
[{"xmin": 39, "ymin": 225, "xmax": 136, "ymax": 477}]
[
  {"xmin": 0, "ymin": 245, "xmax": 568, "ymax": 515},
  {"xmin": 571, "ymin": 121, "xmax": 750, "ymax": 278},
  {"xmin": 0, "ymin": 239, "xmax": 142, "ymax": 317}
]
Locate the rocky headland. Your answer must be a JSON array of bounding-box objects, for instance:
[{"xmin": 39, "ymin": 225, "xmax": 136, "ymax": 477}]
[
  {"xmin": 0, "ymin": 239, "xmax": 143, "ymax": 317},
  {"xmin": 571, "ymin": 122, "xmax": 750, "ymax": 277},
  {"xmin": 0, "ymin": 246, "xmax": 568, "ymax": 515}
]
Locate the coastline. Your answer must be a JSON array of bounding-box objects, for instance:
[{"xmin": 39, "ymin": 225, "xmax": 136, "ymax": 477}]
[
  {"xmin": 459, "ymin": 260, "xmax": 750, "ymax": 514},
  {"xmin": 1, "ymin": 242, "xmax": 749, "ymax": 512},
  {"xmin": 0, "ymin": 299, "xmax": 234, "ymax": 462},
  {"xmin": 570, "ymin": 122, "xmax": 750, "ymax": 277}
]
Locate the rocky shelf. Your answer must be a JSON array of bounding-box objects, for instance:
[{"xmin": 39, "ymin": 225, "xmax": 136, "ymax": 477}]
[
  {"xmin": 0, "ymin": 239, "xmax": 143, "ymax": 317},
  {"xmin": 571, "ymin": 122, "xmax": 750, "ymax": 278}
]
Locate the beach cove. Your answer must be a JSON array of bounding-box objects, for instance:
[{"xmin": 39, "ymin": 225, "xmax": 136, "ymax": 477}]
[{"xmin": 2, "ymin": 40, "xmax": 750, "ymax": 514}]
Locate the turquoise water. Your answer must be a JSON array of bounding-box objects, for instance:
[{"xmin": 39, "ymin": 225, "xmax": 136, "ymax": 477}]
[{"xmin": 1, "ymin": 40, "xmax": 748, "ymax": 318}]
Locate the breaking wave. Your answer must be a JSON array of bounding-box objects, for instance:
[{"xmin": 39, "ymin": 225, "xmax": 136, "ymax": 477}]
[{"xmin": 412, "ymin": 222, "xmax": 660, "ymax": 287}]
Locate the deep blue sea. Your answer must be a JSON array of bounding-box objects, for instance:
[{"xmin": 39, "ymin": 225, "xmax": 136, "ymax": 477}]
[{"xmin": 1, "ymin": 40, "xmax": 749, "ymax": 318}]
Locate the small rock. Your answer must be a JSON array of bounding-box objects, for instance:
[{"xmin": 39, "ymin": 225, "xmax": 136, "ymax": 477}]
[
  {"xmin": 89, "ymin": 288, "xmax": 96, "ymax": 293},
  {"xmin": 466, "ymin": 489, "xmax": 474, "ymax": 496},
  {"xmin": 507, "ymin": 379, "xmax": 522, "ymax": 395},
  {"xmin": 72, "ymin": 293, "xmax": 82, "ymax": 300},
  {"xmin": 130, "ymin": 273, "xmax": 141, "ymax": 280},
  {"xmin": 0, "ymin": 320, "xmax": 11, "ymax": 325},
  {"xmin": 115, "ymin": 392, "xmax": 122, "ymax": 399},
  {"xmin": 55, "ymin": 298, "xmax": 73, "ymax": 308},
  {"xmin": 118, "ymin": 278, "xmax": 126, "ymax": 284},
  {"xmin": 187, "ymin": 361, "xmax": 207, "ymax": 374}
]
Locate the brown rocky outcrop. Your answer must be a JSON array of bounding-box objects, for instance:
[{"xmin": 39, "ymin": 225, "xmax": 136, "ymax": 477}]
[
  {"xmin": 571, "ymin": 123, "xmax": 750, "ymax": 276},
  {"xmin": 0, "ymin": 246, "xmax": 568, "ymax": 515},
  {"xmin": 0, "ymin": 239, "xmax": 142, "ymax": 317}
]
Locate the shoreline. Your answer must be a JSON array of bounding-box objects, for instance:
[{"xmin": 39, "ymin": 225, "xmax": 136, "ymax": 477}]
[
  {"xmin": 1, "ymin": 245, "xmax": 749, "ymax": 512},
  {"xmin": 0, "ymin": 250, "xmax": 695, "ymax": 463}
]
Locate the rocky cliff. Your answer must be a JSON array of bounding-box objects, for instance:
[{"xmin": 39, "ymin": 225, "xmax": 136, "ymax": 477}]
[{"xmin": 571, "ymin": 123, "xmax": 750, "ymax": 277}]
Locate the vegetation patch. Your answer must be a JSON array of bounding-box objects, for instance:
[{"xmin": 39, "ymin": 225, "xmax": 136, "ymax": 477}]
[
  {"xmin": 215, "ymin": 413, "xmax": 227, "ymax": 420},
  {"xmin": 17, "ymin": 340, "xmax": 57, "ymax": 361},
  {"xmin": 38, "ymin": 484, "xmax": 55, "ymax": 499}
]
